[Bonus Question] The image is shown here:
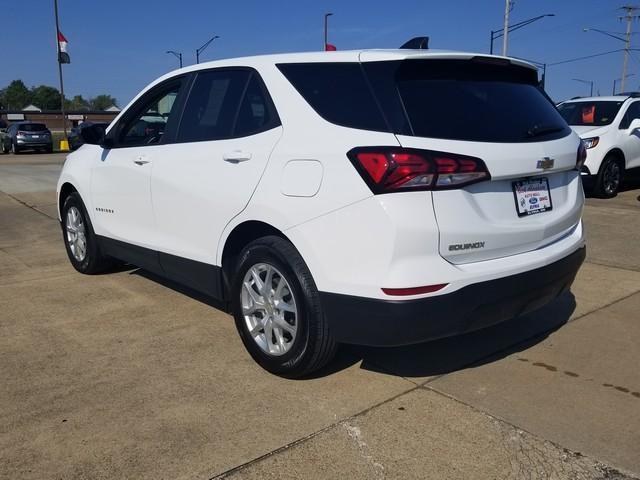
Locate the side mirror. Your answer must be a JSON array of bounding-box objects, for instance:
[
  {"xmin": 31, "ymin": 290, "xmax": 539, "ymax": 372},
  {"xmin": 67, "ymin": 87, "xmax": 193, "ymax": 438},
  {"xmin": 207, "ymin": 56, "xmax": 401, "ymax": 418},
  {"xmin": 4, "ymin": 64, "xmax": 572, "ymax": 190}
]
[
  {"xmin": 629, "ymin": 118, "xmax": 640, "ymax": 134},
  {"xmin": 80, "ymin": 124, "xmax": 106, "ymax": 145}
]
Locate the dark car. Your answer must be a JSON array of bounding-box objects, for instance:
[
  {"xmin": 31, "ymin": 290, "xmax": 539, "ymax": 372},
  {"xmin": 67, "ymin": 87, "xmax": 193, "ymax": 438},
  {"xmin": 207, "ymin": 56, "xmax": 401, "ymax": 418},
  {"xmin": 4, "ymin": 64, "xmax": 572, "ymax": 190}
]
[
  {"xmin": 68, "ymin": 122, "xmax": 110, "ymax": 150},
  {"xmin": 1, "ymin": 122, "xmax": 53, "ymax": 154}
]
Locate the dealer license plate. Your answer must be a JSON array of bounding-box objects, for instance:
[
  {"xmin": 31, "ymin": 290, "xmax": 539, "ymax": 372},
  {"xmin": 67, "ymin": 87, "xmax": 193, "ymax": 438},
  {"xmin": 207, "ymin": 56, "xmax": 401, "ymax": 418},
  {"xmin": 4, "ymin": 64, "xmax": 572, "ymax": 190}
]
[{"xmin": 512, "ymin": 177, "xmax": 552, "ymax": 217}]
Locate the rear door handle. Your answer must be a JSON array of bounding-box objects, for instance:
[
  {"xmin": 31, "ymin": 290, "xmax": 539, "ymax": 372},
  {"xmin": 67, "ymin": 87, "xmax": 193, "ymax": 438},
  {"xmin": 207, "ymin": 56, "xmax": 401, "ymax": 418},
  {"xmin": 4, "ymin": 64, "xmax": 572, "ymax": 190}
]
[
  {"xmin": 134, "ymin": 155, "xmax": 150, "ymax": 166},
  {"xmin": 223, "ymin": 151, "xmax": 252, "ymax": 163}
]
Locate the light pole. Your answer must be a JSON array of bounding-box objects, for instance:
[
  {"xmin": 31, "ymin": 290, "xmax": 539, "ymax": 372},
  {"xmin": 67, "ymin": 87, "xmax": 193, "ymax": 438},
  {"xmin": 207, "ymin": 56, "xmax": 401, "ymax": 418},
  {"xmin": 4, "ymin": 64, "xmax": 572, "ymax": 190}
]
[
  {"xmin": 490, "ymin": 14, "xmax": 555, "ymax": 55},
  {"xmin": 166, "ymin": 50, "xmax": 183, "ymax": 68},
  {"xmin": 613, "ymin": 73, "xmax": 635, "ymax": 95},
  {"xmin": 324, "ymin": 12, "xmax": 333, "ymax": 51},
  {"xmin": 196, "ymin": 35, "xmax": 219, "ymax": 64},
  {"xmin": 572, "ymin": 78, "xmax": 594, "ymax": 97},
  {"xmin": 584, "ymin": 25, "xmax": 635, "ymax": 93},
  {"xmin": 53, "ymin": 0, "xmax": 68, "ymax": 148}
]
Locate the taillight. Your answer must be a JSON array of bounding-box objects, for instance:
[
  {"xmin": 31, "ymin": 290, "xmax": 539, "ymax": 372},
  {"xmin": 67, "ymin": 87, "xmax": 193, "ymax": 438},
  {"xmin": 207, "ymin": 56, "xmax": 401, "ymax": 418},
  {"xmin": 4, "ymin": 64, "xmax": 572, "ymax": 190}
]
[
  {"xmin": 576, "ymin": 142, "xmax": 587, "ymax": 170},
  {"xmin": 348, "ymin": 147, "xmax": 490, "ymax": 193}
]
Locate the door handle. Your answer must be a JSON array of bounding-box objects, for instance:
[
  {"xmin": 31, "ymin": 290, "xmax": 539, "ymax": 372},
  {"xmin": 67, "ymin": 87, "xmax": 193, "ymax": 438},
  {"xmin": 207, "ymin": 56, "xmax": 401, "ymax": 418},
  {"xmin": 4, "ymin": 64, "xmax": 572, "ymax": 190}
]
[
  {"xmin": 223, "ymin": 151, "xmax": 252, "ymax": 163},
  {"xmin": 133, "ymin": 156, "xmax": 150, "ymax": 166}
]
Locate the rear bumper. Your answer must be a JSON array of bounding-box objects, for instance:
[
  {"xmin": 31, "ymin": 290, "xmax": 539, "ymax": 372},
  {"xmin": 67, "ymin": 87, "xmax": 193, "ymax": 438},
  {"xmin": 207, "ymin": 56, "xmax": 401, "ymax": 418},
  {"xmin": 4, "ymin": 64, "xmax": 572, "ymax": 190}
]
[{"xmin": 320, "ymin": 246, "xmax": 585, "ymax": 347}]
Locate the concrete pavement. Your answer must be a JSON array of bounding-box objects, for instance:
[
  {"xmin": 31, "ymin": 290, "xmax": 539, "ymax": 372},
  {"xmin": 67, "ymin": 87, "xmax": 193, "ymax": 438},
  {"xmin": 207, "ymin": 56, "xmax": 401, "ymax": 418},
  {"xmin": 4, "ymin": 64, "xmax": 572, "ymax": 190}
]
[{"xmin": 1, "ymin": 152, "xmax": 639, "ymax": 479}]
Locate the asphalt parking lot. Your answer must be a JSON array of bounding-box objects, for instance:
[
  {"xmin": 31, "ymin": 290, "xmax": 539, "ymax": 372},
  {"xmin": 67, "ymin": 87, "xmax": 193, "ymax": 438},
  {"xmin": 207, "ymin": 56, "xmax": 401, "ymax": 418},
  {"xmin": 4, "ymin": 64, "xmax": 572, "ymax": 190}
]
[{"xmin": 1, "ymin": 152, "xmax": 639, "ymax": 479}]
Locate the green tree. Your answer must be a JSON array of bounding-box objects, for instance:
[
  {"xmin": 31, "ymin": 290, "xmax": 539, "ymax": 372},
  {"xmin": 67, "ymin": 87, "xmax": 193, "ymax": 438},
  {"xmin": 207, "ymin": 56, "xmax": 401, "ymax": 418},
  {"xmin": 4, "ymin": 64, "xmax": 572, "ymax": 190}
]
[
  {"xmin": 31, "ymin": 85, "xmax": 62, "ymax": 110},
  {"xmin": 65, "ymin": 95, "xmax": 90, "ymax": 111},
  {"xmin": 89, "ymin": 94, "xmax": 118, "ymax": 110},
  {"xmin": 3, "ymin": 80, "xmax": 31, "ymax": 110}
]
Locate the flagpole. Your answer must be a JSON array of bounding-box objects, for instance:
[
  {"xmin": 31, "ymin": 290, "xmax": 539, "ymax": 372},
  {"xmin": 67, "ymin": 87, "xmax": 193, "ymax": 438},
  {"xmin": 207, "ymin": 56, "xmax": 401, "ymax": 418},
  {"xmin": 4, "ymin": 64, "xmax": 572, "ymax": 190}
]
[{"xmin": 53, "ymin": 0, "xmax": 68, "ymax": 145}]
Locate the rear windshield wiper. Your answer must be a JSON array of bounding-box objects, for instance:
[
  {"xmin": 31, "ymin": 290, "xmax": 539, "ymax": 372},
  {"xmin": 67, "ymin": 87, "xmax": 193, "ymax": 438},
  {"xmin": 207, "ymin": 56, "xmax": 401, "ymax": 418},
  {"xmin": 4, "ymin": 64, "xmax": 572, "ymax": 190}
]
[{"xmin": 526, "ymin": 124, "xmax": 565, "ymax": 138}]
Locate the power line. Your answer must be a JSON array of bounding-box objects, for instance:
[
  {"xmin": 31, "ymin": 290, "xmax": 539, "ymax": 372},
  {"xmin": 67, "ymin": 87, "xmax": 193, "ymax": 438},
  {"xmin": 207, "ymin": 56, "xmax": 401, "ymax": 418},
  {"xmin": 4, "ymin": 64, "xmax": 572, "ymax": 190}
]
[{"xmin": 548, "ymin": 48, "xmax": 625, "ymax": 66}]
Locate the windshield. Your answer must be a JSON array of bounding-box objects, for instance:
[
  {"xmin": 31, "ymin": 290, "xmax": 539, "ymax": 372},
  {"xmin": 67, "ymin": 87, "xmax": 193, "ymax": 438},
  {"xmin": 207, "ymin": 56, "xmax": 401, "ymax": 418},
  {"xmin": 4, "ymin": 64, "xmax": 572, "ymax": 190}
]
[
  {"xmin": 19, "ymin": 123, "xmax": 48, "ymax": 132},
  {"xmin": 557, "ymin": 101, "xmax": 623, "ymax": 126}
]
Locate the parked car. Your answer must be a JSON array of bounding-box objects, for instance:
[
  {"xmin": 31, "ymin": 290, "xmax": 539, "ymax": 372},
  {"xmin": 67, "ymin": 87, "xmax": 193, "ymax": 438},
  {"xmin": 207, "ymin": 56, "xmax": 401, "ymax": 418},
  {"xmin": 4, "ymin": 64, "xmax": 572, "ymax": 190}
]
[
  {"xmin": 557, "ymin": 94, "xmax": 640, "ymax": 197},
  {"xmin": 57, "ymin": 48, "xmax": 586, "ymax": 377},
  {"xmin": 1, "ymin": 122, "xmax": 53, "ymax": 154},
  {"xmin": 69, "ymin": 122, "xmax": 110, "ymax": 150}
]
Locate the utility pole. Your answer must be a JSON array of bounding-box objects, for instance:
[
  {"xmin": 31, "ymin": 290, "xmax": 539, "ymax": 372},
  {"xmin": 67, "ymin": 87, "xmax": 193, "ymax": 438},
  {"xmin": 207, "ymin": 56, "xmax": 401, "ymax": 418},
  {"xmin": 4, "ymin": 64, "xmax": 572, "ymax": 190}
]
[
  {"xmin": 620, "ymin": 5, "xmax": 639, "ymax": 93},
  {"xmin": 502, "ymin": 0, "xmax": 514, "ymax": 55}
]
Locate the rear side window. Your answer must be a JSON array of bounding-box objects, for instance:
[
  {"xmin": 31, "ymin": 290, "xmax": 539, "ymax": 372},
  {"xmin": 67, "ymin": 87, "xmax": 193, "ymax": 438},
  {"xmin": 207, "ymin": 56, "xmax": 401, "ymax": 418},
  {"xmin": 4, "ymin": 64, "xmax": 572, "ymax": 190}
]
[
  {"xmin": 277, "ymin": 63, "xmax": 388, "ymax": 132},
  {"xmin": 234, "ymin": 74, "xmax": 277, "ymax": 137},
  {"xmin": 177, "ymin": 70, "xmax": 250, "ymax": 143},
  {"xmin": 557, "ymin": 101, "xmax": 623, "ymax": 127},
  {"xmin": 376, "ymin": 59, "xmax": 570, "ymax": 143}
]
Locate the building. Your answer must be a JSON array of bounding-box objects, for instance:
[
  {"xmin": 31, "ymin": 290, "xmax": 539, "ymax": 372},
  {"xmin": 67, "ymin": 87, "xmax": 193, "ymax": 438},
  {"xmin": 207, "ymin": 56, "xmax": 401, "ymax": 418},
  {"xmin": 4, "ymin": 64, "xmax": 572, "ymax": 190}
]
[{"xmin": 0, "ymin": 109, "xmax": 119, "ymax": 132}]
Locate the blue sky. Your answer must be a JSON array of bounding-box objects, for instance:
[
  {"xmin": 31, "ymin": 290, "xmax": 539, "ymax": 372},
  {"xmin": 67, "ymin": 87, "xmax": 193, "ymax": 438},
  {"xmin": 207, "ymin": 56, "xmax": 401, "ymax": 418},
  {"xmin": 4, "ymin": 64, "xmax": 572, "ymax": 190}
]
[{"xmin": 2, "ymin": 1, "xmax": 638, "ymax": 106}]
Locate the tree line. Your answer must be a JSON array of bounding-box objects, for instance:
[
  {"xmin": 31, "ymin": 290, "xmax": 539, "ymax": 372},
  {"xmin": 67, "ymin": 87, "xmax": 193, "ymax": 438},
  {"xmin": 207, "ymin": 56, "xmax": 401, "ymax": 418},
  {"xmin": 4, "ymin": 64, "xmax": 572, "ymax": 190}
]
[{"xmin": 0, "ymin": 80, "xmax": 118, "ymax": 111}]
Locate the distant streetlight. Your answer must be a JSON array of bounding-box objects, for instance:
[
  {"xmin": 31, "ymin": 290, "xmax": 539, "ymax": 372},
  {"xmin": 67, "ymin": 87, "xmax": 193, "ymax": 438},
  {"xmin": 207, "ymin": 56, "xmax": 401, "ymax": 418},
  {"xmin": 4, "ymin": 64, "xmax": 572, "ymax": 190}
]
[
  {"xmin": 490, "ymin": 13, "xmax": 555, "ymax": 55},
  {"xmin": 196, "ymin": 35, "xmax": 220, "ymax": 64},
  {"xmin": 324, "ymin": 13, "xmax": 334, "ymax": 51},
  {"xmin": 572, "ymin": 78, "xmax": 594, "ymax": 97},
  {"xmin": 166, "ymin": 50, "xmax": 183, "ymax": 68},
  {"xmin": 613, "ymin": 73, "xmax": 635, "ymax": 95}
]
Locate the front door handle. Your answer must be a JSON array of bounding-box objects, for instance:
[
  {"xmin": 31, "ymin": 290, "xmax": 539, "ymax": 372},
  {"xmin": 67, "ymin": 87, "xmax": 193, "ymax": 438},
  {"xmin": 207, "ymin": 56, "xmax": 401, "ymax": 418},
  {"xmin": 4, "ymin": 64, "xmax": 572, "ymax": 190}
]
[
  {"xmin": 133, "ymin": 155, "xmax": 150, "ymax": 166},
  {"xmin": 223, "ymin": 151, "xmax": 252, "ymax": 163}
]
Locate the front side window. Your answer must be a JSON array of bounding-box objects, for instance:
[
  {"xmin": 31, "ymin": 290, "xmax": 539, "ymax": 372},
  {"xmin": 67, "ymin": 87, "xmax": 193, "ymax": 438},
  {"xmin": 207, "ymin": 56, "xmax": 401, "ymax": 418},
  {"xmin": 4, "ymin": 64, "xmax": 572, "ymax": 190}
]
[
  {"xmin": 119, "ymin": 84, "xmax": 181, "ymax": 146},
  {"xmin": 557, "ymin": 101, "xmax": 624, "ymax": 127}
]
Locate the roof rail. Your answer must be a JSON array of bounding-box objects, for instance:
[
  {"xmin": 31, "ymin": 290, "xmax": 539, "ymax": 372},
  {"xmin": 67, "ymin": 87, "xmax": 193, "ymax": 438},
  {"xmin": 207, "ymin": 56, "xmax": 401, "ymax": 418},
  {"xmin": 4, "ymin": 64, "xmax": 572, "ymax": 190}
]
[
  {"xmin": 570, "ymin": 96, "xmax": 583, "ymax": 100},
  {"xmin": 399, "ymin": 37, "xmax": 429, "ymax": 50}
]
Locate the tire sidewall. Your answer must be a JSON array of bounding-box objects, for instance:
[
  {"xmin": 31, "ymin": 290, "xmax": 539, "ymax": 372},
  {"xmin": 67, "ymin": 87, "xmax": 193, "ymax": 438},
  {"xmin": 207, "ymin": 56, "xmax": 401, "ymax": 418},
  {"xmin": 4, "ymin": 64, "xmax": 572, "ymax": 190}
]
[
  {"xmin": 231, "ymin": 241, "xmax": 315, "ymax": 375},
  {"xmin": 61, "ymin": 193, "xmax": 100, "ymax": 273}
]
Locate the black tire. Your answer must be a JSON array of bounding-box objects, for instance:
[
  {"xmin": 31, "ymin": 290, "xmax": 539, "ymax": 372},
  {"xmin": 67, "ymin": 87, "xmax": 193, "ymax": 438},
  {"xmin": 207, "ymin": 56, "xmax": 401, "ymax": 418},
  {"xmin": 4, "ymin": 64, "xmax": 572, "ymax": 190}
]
[
  {"xmin": 11, "ymin": 141, "xmax": 20, "ymax": 155},
  {"xmin": 230, "ymin": 235, "xmax": 337, "ymax": 378},
  {"xmin": 61, "ymin": 192, "xmax": 114, "ymax": 274},
  {"xmin": 45, "ymin": 145, "xmax": 53, "ymax": 154},
  {"xmin": 594, "ymin": 155, "xmax": 624, "ymax": 198}
]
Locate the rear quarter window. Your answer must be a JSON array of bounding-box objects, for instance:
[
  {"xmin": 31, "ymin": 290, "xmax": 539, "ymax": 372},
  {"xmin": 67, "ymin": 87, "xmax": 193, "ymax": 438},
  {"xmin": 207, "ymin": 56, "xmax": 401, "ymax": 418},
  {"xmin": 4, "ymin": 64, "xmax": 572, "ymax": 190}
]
[{"xmin": 277, "ymin": 63, "xmax": 388, "ymax": 132}]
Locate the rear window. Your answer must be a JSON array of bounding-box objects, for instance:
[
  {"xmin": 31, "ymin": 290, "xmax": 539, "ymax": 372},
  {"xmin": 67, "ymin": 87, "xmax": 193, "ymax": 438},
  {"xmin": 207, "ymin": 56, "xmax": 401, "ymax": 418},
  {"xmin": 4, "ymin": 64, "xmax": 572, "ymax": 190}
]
[
  {"xmin": 278, "ymin": 59, "xmax": 571, "ymax": 143},
  {"xmin": 557, "ymin": 101, "xmax": 623, "ymax": 126},
  {"xmin": 19, "ymin": 123, "xmax": 47, "ymax": 132}
]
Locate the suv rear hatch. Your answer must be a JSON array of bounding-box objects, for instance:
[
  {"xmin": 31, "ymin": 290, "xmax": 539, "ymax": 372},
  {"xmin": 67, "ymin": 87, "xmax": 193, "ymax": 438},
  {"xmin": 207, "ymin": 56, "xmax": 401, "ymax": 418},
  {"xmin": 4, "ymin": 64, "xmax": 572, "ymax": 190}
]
[{"xmin": 361, "ymin": 54, "xmax": 583, "ymax": 264}]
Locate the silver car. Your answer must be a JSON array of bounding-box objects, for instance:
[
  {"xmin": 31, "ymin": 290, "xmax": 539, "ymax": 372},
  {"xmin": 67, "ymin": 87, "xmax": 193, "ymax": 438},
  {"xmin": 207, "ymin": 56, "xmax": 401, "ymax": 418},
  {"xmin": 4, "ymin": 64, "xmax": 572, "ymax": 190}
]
[{"xmin": 1, "ymin": 122, "xmax": 53, "ymax": 154}]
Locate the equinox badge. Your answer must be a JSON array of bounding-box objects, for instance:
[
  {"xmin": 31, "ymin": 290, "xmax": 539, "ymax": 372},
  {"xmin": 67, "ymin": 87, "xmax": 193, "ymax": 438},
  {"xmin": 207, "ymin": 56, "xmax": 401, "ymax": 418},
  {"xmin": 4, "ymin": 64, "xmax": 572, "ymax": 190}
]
[{"xmin": 536, "ymin": 157, "xmax": 555, "ymax": 170}]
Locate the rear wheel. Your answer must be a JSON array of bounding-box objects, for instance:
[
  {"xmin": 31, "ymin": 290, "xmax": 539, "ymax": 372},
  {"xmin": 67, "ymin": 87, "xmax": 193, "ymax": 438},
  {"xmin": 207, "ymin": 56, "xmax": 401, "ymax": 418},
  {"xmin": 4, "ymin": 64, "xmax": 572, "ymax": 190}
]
[
  {"xmin": 61, "ymin": 192, "xmax": 114, "ymax": 274},
  {"xmin": 594, "ymin": 155, "xmax": 624, "ymax": 198},
  {"xmin": 230, "ymin": 236, "xmax": 337, "ymax": 378}
]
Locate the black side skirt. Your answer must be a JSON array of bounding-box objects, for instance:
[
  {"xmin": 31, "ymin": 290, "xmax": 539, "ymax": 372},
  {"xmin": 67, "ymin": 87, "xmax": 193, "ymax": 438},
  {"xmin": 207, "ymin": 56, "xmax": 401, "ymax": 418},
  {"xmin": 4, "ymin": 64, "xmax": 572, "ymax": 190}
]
[{"xmin": 97, "ymin": 236, "xmax": 226, "ymax": 302}]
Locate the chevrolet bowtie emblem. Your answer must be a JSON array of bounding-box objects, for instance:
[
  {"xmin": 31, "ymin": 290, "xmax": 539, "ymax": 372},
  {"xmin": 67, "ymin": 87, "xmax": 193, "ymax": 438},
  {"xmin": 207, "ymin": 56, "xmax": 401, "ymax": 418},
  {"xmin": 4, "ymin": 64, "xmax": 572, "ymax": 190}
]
[{"xmin": 537, "ymin": 157, "xmax": 554, "ymax": 170}]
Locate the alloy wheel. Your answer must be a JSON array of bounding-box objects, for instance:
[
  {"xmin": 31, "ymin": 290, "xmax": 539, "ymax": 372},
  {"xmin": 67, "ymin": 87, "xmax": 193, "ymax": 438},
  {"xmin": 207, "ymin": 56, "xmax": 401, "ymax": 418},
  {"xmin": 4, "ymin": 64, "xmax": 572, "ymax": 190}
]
[
  {"xmin": 241, "ymin": 263, "xmax": 298, "ymax": 356},
  {"xmin": 65, "ymin": 206, "xmax": 87, "ymax": 262}
]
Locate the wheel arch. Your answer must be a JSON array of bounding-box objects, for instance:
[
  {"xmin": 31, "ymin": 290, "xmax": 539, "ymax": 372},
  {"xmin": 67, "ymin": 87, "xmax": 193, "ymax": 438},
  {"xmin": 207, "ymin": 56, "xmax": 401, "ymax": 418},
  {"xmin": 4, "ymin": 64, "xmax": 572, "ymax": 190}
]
[
  {"xmin": 220, "ymin": 220, "xmax": 290, "ymax": 280},
  {"xmin": 58, "ymin": 182, "xmax": 78, "ymax": 219},
  {"xmin": 605, "ymin": 148, "xmax": 626, "ymax": 168}
]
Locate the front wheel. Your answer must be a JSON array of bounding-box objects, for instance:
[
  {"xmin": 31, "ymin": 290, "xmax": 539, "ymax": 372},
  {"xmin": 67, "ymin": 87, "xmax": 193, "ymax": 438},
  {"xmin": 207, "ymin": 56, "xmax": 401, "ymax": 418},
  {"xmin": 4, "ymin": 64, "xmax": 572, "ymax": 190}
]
[
  {"xmin": 230, "ymin": 236, "xmax": 337, "ymax": 378},
  {"xmin": 11, "ymin": 141, "xmax": 20, "ymax": 155},
  {"xmin": 594, "ymin": 155, "xmax": 624, "ymax": 198},
  {"xmin": 61, "ymin": 192, "xmax": 114, "ymax": 274}
]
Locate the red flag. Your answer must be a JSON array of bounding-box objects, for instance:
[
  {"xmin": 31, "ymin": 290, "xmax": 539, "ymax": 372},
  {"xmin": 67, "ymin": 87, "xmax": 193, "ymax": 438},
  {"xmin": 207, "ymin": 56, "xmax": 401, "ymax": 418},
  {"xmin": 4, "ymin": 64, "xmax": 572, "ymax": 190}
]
[
  {"xmin": 57, "ymin": 31, "xmax": 68, "ymax": 52},
  {"xmin": 325, "ymin": 43, "xmax": 337, "ymax": 51}
]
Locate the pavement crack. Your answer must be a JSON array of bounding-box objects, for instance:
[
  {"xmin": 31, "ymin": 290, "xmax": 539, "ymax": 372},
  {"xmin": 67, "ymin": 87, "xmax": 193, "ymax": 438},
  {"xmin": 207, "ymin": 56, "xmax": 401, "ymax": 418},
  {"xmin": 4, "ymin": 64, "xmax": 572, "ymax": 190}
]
[
  {"xmin": 1, "ymin": 191, "xmax": 57, "ymax": 220},
  {"xmin": 209, "ymin": 384, "xmax": 420, "ymax": 479}
]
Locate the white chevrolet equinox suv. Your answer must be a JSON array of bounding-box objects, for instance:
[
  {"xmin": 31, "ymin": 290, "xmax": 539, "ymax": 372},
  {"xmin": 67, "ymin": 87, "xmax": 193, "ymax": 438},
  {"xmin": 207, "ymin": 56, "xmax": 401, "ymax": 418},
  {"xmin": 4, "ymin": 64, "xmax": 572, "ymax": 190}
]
[{"xmin": 57, "ymin": 49, "xmax": 586, "ymax": 377}]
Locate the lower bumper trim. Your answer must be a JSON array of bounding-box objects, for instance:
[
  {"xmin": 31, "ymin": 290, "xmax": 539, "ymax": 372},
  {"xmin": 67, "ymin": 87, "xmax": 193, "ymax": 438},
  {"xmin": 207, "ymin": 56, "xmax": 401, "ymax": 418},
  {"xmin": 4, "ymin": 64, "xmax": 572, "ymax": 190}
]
[{"xmin": 320, "ymin": 247, "xmax": 586, "ymax": 347}]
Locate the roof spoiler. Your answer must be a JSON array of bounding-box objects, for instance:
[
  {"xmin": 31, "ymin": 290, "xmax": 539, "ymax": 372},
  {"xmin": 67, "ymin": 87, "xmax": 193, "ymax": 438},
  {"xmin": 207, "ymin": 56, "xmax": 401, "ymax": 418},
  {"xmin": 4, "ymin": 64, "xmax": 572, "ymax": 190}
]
[{"xmin": 399, "ymin": 37, "xmax": 429, "ymax": 50}]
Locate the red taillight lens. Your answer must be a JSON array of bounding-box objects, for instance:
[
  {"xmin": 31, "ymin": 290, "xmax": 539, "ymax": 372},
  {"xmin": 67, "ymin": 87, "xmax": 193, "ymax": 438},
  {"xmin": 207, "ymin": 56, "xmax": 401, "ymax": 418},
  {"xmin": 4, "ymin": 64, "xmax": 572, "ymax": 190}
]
[
  {"xmin": 348, "ymin": 147, "xmax": 489, "ymax": 193},
  {"xmin": 576, "ymin": 142, "xmax": 587, "ymax": 170}
]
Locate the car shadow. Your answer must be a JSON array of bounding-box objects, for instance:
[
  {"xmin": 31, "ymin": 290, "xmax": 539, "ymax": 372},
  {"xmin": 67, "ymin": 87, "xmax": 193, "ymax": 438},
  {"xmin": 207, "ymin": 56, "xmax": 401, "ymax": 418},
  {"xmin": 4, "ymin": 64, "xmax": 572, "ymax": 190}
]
[{"xmin": 129, "ymin": 266, "xmax": 576, "ymax": 381}]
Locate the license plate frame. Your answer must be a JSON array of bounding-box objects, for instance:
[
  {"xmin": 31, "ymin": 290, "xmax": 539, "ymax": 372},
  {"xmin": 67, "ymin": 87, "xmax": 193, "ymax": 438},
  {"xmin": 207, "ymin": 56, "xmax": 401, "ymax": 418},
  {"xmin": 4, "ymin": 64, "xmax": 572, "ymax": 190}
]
[{"xmin": 512, "ymin": 177, "xmax": 553, "ymax": 217}]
